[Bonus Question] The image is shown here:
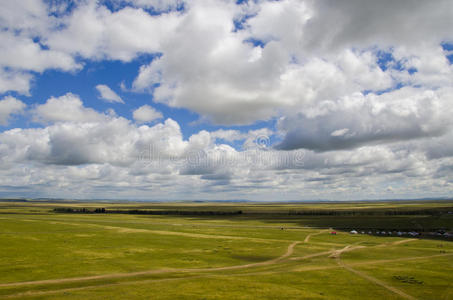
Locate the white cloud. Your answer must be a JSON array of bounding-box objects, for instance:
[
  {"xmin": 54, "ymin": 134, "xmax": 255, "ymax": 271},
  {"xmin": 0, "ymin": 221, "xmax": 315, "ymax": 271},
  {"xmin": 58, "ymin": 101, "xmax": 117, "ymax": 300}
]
[
  {"xmin": 0, "ymin": 1, "xmax": 81, "ymax": 94},
  {"xmin": 128, "ymin": 0, "xmax": 453, "ymax": 127},
  {"xmin": 0, "ymin": 70, "xmax": 32, "ymax": 96},
  {"xmin": 0, "ymin": 0, "xmax": 83, "ymax": 94},
  {"xmin": 0, "ymin": 96, "xmax": 26, "ymax": 125},
  {"xmin": 33, "ymin": 93, "xmax": 107, "ymax": 123},
  {"xmin": 132, "ymin": 105, "xmax": 163, "ymax": 123},
  {"xmin": 46, "ymin": 2, "xmax": 181, "ymax": 61},
  {"xmin": 209, "ymin": 129, "xmax": 246, "ymax": 142},
  {"xmin": 125, "ymin": 0, "xmax": 183, "ymax": 12},
  {"xmin": 0, "ymin": 1, "xmax": 181, "ymax": 94},
  {"xmin": 0, "ymin": 31, "xmax": 80, "ymax": 73},
  {"xmin": 96, "ymin": 84, "xmax": 124, "ymax": 103},
  {"xmin": 132, "ymin": 0, "xmax": 284, "ymax": 124},
  {"xmin": 0, "ymin": 115, "xmax": 188, "ymax": 167},
  {"xmin": 247, "ymin": 0, "xmax": 311, "ymax": 51},
  {"xmin": 301, "ymin": 0, "xmax": 453, "ymax": 52},
  {"xmin": 1, "ymin": 114, "xmax": 451, "ymax": 200},
  {"xmin": 0, "ymin": 0, "xmax": 50, "ymax": 35},
  {"xmin": 331, "ymin": 128, "xmax": 349, "ymax": 137},
  {"xmin": 1, "ymin": 1, "xmax": 453, "ymax": 199},
  {"xmin": 277, "ymin": 87, "xmax": 453, "ymax": 151},
  {"xmin": 0, "ymin": 104, "xmax": 452, "ymax": 199}
]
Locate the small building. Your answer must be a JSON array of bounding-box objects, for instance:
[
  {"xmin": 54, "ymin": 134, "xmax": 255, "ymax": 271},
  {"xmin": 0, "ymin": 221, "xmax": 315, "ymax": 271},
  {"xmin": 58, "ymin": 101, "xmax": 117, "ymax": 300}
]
[
  {"xmin": 350, "ymin": 230, "xmax": 358, "ymax": 234},
  {"xmin": 331, "ymin": 231, "xmax": 337, "ymax": 235}
]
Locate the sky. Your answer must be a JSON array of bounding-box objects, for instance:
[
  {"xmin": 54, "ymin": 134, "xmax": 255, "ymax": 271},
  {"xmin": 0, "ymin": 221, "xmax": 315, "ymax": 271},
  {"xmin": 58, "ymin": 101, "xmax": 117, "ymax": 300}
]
[{"xmin": 0, "ymin": 0, "xmax": 453, "ymax": 201}]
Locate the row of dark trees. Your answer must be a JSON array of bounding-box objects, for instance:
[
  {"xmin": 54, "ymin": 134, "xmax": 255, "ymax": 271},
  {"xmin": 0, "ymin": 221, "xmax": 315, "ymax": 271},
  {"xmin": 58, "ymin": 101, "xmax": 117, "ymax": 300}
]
[
  {"xmin": 53, "ymin": 207, "xmax": 242, "ymax": 216},
  {"xmin": 53, "ymin": 207, "xmax": 451, "ymax": 216},
  {"xmin": 287, "ymin": 208, "xmax": 452, "ymax": 216}
]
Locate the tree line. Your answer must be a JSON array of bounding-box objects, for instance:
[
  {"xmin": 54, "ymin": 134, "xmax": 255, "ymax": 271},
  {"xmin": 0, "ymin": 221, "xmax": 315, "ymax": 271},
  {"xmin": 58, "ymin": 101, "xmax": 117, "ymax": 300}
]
[
  {"xmin": 53, "ymin": 207, "xmax": 242, "ymax": 215},
  {"xmin": 53, "ymin": 207, "xmax": 451, "ymax": 216},
  {"xmin": 288, "ymin": 208, "xmax": 451, "ymax": 216}
]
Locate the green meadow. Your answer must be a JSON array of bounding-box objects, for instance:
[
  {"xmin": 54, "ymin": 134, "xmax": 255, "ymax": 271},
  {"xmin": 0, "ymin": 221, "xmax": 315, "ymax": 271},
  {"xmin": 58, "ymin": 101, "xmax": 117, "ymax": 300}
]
[{"xmin": 0, "ymin": 200, "xmax": 452, "ymax": 299}]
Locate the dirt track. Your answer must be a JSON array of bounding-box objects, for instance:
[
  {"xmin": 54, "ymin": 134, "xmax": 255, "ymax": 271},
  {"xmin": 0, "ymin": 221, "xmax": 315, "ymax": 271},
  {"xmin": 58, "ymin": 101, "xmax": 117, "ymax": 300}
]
[
  {"xmin": 3, "ymin": 241, "xmax": 448, "ymax": 299},
  {"xmin": 0, "ymin": 224, "xmax": 446, "ymax": 299},
  {"xmin": 328, "ymin": 244, "xmax": 366, "ymax": 258},
  {"xmin": 43, "ymin": 219, "xmax": 295, "ymax": 243},
  {"xmin": 0, "ymin": 241, "xmax": 301, "ymax": 289},
  {"xmin": 303, "ymin": 229, "xmax": 328, "ymax": 243},
  {"xmin": 335, "ymin": 246, "xmax": 418, "ymax": 300},
  {"xmin": 338, "ymin": 259, "xmax": 417, "ymax": 300}
]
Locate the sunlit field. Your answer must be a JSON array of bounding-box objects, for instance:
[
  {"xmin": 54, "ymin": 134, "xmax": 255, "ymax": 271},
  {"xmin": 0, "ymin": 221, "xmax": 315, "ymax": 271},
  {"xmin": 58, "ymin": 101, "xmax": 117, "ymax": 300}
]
[{"xmin": 0, "ymin": 200, "xmax": 452, "ymax": 299}]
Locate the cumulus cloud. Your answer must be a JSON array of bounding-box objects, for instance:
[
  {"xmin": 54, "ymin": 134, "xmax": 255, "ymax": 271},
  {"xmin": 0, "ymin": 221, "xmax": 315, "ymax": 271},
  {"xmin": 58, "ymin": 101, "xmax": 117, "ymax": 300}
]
[
  {"xmin": 301, "ymin": 0, "xmax": 453, "ymax": 52},
  {"xmin": 0, "ymin": 107, "xmax": 451, "ymax": 199},
  {"xmin": 0, "ymin": 1, "xmax": 82, "ymax": 94},
  {"xmin": 46, "ymin": 1, "xmax": 181, "ymax": 61},
  {"xmin": 0, "ymin": 97, "xmax": 26, "ymax": 125},
  {"xmin": 132, "ymin": 105, "xmax": 162, "ymax": 123},
  {"xmin": 0, "ymin": 116, "xmax": 187, "ymax": 167},
  {"xmin": 96, "ymin": 84, "xmax": 124, "ymax": 103},
  {"xmin": 0, "ymin": 0, "xmax": 179, "ymax": 94},
  {"xmin": 33, "ymin": 93, "xmax": 107, "ymax": 123},
  {"xmin": 120, "ymin": 0, "xmax": 184, "ymax": 12},
  {"xmin": 0, "ymin": 31, "xmax": 80, "ymax": 73},
  {"xmin": 0, "ymin": 70, "xmax": 32, "ymax": 96},
  {"xmin": 209, "ymin": 129, "xmax": 246, "ymax": 143},
  {"xmin": 1, "ymin": 0, "xmax": 453, "ymax": 199},
  {"xmin": 276, "ymin": 87, "xmax": 453, "ymax": 151},
  {"xmin": 130, "ymin": 0, "xmax": 453, "ymax": 126},
  {"xmin": 132, "ymin": 0, "xmax": 287, "ymax": 124},
  {"xmin": 0, "ymin": 0, "xmax": 50, "ymax": 35}
]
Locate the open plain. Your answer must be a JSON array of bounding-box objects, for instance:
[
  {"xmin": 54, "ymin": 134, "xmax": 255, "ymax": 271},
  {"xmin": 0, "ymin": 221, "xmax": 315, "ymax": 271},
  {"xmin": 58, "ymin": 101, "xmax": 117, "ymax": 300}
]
[{"xmin": 0, "ymin": 200, "xmax": 452, "ymax": 299}]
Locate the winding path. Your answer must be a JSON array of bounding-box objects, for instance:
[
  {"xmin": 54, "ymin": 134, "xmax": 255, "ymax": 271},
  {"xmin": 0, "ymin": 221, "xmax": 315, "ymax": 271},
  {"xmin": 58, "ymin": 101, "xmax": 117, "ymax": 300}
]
[
  {"xmin": 0, "ymin": 221, "xmax": 444, "ymax": 300},
  {"xmin": 335, "ymin": 246, "xmax": 417, "ymax": 300},
  {"xmin": 0, "ymin": 241, "xmax": 301, "ymax": 289},
  {"xmin": 304, "ymin": 229, "xmax": 328, "ymax": 243}
]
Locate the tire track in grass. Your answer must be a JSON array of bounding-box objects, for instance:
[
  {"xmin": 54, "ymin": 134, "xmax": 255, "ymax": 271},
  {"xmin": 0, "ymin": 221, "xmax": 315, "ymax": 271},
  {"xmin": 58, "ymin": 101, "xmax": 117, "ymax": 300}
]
[
  {"xmin": 338, "ymin": 260, "xmax": 417, "ymax": 300},
  {"xmin": 374, "ymin": 239, "xmax": 417, "ymax": 248},
  {"xmin": 292, "ymin": 253, "xmax": 453, "ymax": 272},
  {"xmin": 303, "ymin": 229, "xmax": 329, "ymax": 243},
  {"xmin": 16, "ymin": 218, "xmax": 295, "ymax": 244},
  {"xmin": 349, "ymin": 253, "xmax": 453, "ymax": 267},
  {"xmin": 328, "ymin": 244, "xmax": 367, "ymax": 258},
  {"xmin": 295, "ymin": 237, "xmax": 419, "ymax": 300},
  {"xmin": 289, "ymin": 250, "xmax": 335, "ymax": 261},
  {"xmin": 0, "ymin": 241, "xmax": 300, "ymax": 290},
  {"xmin": 2, "ymin": 276, "xmax": 204, "ymax": 299},
  {"xmin": 3, "ymin": 241, "xmax": 448, "ymax": 299},
  {"xmin": 336, "ymin": 248, "xmax": 417, "ymax": 300},
  {"xmin": 0, "ymin": 219, "xmax": 432, "ymax": 299}
]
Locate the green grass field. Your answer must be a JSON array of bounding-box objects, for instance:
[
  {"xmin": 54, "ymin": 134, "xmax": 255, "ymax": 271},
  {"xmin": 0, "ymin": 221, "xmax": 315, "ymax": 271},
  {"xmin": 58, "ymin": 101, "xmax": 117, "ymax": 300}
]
[{"xmin": 0, "ymin": 200, "xmax": 452, "ymax": 299}]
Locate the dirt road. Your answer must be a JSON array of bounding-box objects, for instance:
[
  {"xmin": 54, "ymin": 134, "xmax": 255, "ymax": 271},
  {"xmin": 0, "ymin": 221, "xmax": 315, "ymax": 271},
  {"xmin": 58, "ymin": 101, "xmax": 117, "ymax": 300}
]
[{"xmin": 0, "ymin": 241, "xmax": 301, "ymax": 289}]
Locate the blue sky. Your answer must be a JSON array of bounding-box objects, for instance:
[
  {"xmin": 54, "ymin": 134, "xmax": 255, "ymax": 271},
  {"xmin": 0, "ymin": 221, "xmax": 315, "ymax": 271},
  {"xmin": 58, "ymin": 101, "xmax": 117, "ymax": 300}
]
[
  {"xmin": 5, "ymin": 55, "xmax": 277, "ymax": 143},
  {"xmin": 0, "ymin": 0, "xmax": 453, "ymax": 201}
]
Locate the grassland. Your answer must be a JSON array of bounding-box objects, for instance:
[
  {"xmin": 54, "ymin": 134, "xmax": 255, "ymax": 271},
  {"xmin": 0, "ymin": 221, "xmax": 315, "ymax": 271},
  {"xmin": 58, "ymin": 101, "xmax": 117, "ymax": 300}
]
[{"xmin": 0, "ymin": 200, "xmax": 452, "ymax": 299}]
